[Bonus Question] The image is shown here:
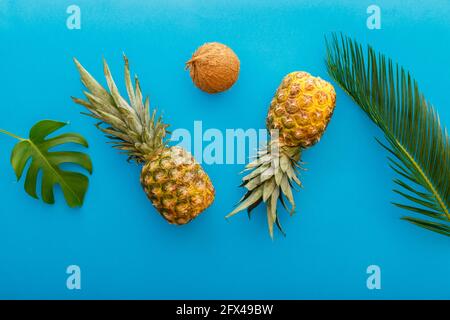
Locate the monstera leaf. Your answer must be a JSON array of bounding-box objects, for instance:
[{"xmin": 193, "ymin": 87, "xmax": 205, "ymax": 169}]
[{"xmin": 0, "ymin": 120, "xmax": 92, "ymax": 207}]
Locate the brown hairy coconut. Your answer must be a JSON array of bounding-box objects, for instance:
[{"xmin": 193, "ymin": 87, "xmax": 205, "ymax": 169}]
[{"xmin": 186, "ymin": 42, "xmax": 240, "ymax": 93}]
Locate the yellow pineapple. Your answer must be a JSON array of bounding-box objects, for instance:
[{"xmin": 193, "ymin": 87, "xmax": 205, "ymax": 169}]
[
  {"xmin": 227, "ymin": 71, "xmax": 336, "ymax": 238},
  {"xmin": 141, "ymin": 146, "xmax": 214, "ymax": 224},
  {"xmin": 73, "ymin": 56, "xmax": 215, "ymax": 225}
]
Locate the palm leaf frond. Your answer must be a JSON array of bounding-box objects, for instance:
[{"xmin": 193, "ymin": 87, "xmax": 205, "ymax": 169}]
[{"xmin": 325, "ymin": 34, "xmax": 450, "ymax": 237}]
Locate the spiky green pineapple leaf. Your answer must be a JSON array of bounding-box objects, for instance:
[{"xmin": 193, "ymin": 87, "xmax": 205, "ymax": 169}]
[
  {"xmin": 72, "ymin": 56, "xmax": 169, "ymax": 164},
  {"xmin": 326, "ymin": 34, "xmax": 450, "ymax": 237},
  {"xmin": 0, "ymin": 120, "xmax": 92, "ymax": 207},
  {"xmin": 227, "ymin": 143, "xmax": 301, "ymax": 239}
]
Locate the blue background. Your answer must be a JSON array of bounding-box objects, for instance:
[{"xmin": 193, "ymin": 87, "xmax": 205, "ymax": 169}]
[{"xmin": 0, "ymin": 0, "xmax": 449, "ymax": 299}]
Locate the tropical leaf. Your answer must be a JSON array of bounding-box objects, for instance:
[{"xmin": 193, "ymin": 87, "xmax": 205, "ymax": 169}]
[
  {"xmin": 0, "ymin": 120, "xmax": 92, "ymax": 207},
  {"xmin": 325, "ymin": 34, "xmax": 450, "ymax": 237}
]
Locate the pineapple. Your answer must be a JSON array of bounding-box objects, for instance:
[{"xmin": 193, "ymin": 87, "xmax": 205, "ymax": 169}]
[
  {"xmin": 72, "ymin": 56, "xmax": 215, "ymax": 225},
  {"xmin": 227, "ymin": 71, "xmax": 336, "ymax": 238}
]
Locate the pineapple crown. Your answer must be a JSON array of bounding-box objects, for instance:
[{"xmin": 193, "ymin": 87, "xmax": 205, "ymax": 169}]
[
  {"xmin": 72, "ymin": 56, "xmax": 168, "ymax": 163},
  {"xmin": 226, "ymin": 138, "xmax": 302, "ymax": 239}
]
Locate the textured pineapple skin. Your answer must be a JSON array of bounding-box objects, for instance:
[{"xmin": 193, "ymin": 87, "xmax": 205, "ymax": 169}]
[
  {"xmin": 140, "ymin": 146, "xmax": 215, "ymax": 225},
  {"xmin": 266, "ymin": 72, "xmax": 336, "ymax": 148}
]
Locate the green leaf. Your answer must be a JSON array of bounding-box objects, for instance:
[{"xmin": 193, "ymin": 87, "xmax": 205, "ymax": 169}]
[
  {"xmin": 1, "ymin": 120, "xmax": 92, "ymax": 207},
  {"xmin": 263, "ymin": 178, "xmax": 276, "ymax": 202},
  {"xmin": 393, "ymin": 203, "xmax": 445, "ymax": 221},
  {"xmin": 226, "ymin": 186, "xmax": 264, "ymax": 218},
  {"xmin": 266, "ymin": 200, "xmax": 275, "ymax": 239},
  {"xmin": 227, "ymin": 146, "xmax": 302, "ymax": 238},
  {"xmin": 326, "ymin": 34, "xmax": 450, "ymax": 237},
  {"xmin": 247, "ymin": 197, "xmax": 262, "ymax": 219},
  {"xmin": 401, "ymin": 217, "xmax": 450, "ymax": 237},
  {"xmin": 73, "ymin": 57, "xmax": 167, "ymax": 163}
]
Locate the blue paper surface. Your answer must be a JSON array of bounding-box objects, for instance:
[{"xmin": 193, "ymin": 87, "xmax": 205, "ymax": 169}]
[{"xmin": 0, "ymin": 0, "xmax": 449, "ymax": 299}]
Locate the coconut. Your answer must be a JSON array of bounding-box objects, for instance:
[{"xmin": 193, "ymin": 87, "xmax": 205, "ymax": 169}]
[{"xmin": 186, "ymin": 42, "xmax": 240, "ymax": 94}]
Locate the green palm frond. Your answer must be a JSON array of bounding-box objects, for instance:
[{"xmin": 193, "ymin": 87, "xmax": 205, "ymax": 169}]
[{"xmin": 325, "ymin": 34, "xmax": 450, "ymax": 237}]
